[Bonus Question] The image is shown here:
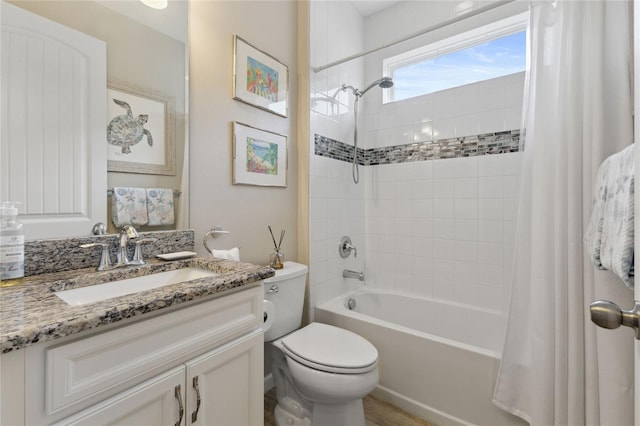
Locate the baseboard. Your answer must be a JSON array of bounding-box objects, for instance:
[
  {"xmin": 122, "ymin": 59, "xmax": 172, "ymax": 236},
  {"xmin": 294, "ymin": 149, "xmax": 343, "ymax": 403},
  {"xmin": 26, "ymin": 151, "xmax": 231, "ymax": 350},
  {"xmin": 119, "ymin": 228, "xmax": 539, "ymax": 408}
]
[
  {"xmin": 371, "ymin": 385, "xmax": 473, "ymax": 426},
  {"xmin": 264, "ymin": 372, "xmax": 274, "ymax": 393}
]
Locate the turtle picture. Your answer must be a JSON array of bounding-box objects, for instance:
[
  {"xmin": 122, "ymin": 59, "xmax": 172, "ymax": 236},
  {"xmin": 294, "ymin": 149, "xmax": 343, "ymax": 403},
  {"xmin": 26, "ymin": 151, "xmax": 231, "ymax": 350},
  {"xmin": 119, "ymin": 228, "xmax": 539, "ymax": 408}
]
[{"xmin": 107, "ymin": 98, "xmax": 153, "ymax": 154}]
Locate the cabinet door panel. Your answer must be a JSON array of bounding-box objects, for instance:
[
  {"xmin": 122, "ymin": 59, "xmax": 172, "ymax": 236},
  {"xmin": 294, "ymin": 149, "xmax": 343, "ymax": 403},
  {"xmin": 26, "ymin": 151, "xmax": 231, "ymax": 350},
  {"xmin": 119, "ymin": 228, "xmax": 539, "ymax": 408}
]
[
  {"xmin": 186, "ymin": 331, "xmax": 263, "ymax": 426},
  {"xmin": 52, "ymin": 366, "xmax": 185, "ymax": 426}
]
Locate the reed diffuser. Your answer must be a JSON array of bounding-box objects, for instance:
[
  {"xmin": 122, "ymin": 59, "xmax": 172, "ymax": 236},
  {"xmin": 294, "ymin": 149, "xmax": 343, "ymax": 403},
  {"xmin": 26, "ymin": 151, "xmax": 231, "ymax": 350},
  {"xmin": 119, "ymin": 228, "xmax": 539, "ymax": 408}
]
[{"xmin": 268, "ymin": 225, "xmax": 285, "ymax": 269}]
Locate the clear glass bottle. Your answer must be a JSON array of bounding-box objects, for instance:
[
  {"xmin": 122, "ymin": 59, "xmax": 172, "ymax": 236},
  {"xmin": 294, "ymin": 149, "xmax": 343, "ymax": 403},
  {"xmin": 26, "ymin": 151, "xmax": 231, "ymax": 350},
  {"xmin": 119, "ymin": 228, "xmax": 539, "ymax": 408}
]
[
  {"xmin": 270, "ymin": 250, "xmax": 284, "ymax": 270},
  {"xmin": 0, "ymin": 202, "xmax": 24, "ymax": 280}
]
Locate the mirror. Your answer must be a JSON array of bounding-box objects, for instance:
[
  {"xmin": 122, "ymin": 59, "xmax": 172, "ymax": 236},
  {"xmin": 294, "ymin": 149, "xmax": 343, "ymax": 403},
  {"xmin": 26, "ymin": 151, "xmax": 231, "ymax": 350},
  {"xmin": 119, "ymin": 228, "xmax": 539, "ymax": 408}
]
[{"xmin": 3, "ymin": 0, "xmax": 188, "ymax": 238}]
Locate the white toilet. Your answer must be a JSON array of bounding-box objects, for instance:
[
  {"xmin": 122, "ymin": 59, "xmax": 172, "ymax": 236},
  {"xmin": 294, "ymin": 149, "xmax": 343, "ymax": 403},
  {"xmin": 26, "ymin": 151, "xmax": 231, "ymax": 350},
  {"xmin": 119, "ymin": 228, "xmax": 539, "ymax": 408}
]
[{"xmin": 263, "ymin": 262, "xmax": 379, "ymax": 426}]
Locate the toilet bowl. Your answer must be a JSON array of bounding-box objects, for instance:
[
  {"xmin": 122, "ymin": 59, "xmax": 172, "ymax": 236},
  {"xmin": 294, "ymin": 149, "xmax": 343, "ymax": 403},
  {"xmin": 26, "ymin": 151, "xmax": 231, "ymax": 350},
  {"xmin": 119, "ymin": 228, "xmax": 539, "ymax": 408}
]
[{"xmin": 263, "ymin": 262, "xmax": 379, "ymax": 426}]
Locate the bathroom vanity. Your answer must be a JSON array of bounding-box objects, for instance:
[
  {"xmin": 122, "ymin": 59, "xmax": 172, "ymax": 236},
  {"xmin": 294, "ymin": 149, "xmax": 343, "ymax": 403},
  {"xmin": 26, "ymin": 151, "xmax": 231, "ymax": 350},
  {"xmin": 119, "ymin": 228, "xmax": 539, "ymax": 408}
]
[{"xmin": 0, "ymin": 255, "xmax": 273, "ymax": 425}]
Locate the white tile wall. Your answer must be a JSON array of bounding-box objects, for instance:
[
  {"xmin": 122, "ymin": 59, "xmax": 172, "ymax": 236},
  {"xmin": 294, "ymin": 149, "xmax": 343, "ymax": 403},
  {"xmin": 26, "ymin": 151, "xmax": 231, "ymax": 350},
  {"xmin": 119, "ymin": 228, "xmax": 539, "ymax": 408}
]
[
  {"xmin": 361, "ymin": 72, "xmax": 525, "ymax": 148},
  {"xmin": 309, "ymin": 2, "xmax": 366, "ymax": 317},
  {"xmin": 364, "ymin": 153, "xmax": 521, "ymax": 312},
  {"xmin": 310, "ymin": 0, "xmax": 525, "ymax": 318}
]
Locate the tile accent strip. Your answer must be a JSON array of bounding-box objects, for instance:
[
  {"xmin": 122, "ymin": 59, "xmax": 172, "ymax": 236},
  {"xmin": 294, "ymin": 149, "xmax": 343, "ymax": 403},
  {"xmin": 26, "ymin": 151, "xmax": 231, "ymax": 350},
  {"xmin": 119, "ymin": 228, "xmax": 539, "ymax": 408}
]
[{"xmin": 314, "ymin": 130, "xmax": 521, "ymax": 165}]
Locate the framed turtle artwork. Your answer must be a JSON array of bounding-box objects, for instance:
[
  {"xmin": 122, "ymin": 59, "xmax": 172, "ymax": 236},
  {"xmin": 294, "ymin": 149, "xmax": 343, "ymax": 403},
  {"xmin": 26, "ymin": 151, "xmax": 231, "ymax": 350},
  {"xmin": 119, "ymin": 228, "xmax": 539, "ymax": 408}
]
[
  {"xmin": 233, "ymin": 36, "xmax": 289, "ymax": 118},
  {"xmin": 106, "ymin": 80, "xmax": 176, "ymax": 175}
]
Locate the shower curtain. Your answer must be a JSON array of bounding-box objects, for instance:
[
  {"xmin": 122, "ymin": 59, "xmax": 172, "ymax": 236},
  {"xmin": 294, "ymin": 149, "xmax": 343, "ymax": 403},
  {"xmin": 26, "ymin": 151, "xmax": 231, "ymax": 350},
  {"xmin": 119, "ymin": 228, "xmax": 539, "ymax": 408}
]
[{"xmin": 492, "ymin": 1, "xmax": 634, "ymax": 425}]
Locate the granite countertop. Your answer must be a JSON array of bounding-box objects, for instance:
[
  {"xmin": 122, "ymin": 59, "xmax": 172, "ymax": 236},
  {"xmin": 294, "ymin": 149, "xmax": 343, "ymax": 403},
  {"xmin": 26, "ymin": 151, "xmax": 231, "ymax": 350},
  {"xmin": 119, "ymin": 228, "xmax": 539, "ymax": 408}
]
[{"xmin": 0, "ymin": 257, "xmax": 275, "ymax": 353}]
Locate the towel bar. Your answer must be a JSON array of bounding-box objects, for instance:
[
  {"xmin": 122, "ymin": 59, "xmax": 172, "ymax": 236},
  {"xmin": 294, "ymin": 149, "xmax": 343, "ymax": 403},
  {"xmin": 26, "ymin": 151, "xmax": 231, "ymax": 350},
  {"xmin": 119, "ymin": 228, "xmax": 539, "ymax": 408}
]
[{"xmin": 107, "ymin": 189, "xmax": 181, "ymax": 196}]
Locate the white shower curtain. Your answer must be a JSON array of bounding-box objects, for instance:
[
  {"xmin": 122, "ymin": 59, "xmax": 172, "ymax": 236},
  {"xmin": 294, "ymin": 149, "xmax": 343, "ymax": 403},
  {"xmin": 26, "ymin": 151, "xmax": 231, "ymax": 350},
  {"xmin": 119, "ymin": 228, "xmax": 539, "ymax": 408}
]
[{"xmin": 493, "ymin": 1, "xmax": 634, "ymax": 425}]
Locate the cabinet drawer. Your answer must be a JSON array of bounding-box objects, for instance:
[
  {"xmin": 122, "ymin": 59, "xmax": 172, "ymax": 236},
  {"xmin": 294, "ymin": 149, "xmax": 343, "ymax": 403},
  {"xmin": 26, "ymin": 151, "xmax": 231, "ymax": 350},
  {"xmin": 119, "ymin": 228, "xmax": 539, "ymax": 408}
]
[{"xmin": 45, "ymin": 286, "xmax": 261, "ymax": 415}]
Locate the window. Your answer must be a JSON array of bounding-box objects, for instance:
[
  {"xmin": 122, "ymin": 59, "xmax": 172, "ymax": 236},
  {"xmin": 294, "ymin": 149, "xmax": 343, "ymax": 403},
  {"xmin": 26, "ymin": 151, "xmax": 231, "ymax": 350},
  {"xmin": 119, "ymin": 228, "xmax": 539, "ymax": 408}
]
[{"xmin": 383, "ymin": 13, "xmax": 528, "ymax": 103}]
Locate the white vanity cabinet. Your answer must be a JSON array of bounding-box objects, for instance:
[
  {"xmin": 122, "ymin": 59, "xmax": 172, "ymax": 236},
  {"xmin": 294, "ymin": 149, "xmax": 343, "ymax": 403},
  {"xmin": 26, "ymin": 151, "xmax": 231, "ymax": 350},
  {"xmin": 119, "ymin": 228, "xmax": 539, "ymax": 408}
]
[
  {"xmin": 0, "ymin": 285, "xmax": 264, "ymax": 426},
  {"xmin": 52, "ymin": 366, "xmax": 186, "ymax": 426},
  {"xmin": 55, "ymin": 331, "xmax": 263, "ymax": 426}
]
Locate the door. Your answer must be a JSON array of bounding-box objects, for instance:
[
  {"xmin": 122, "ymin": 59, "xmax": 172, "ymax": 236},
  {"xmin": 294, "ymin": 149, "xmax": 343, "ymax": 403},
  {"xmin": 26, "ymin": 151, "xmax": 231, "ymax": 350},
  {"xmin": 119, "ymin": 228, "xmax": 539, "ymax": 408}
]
[
  {"xmin": 185, "ymin": 331, "xmax": 263, "ymax": 426},
  {"xmin": 634, "ymin": 4, "xmax": 640, "ymax": 423},
  {"xmin": 1, "ymin": 2, "xmax": 107, "ymax": 239},
  {"xmin": 52, "ymin": 367, "xmax": 185, "ymax": 426},
  {"xmin": 591, "ymin": 3, "xmax": 640, "ymax": 424}
]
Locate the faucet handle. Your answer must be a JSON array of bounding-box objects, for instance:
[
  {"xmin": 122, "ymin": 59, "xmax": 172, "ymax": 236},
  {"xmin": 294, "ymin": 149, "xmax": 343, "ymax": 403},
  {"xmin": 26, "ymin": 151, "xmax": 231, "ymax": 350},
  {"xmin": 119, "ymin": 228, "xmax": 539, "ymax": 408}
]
[
  {"xmin": 130, "ymin": 238, "xmax": 157, "ymax": 265},
  {"xmin": 339, "ymin": 236, "xmax": 357, "ymax": 258},
  {"xmin": 120, "ymin": 224, "xmax": 139, "ymax": 239},
  {"xmin": 80, "ymin": 242, "xmax": 112, "ymax": 271}
]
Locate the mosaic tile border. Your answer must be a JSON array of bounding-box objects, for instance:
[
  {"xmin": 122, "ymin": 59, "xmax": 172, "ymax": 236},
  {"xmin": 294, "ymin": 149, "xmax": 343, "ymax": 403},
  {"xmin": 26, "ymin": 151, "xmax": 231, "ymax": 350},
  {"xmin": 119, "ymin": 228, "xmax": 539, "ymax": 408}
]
[{"xmin": 314, "ymin": 130, "xmax": 521, "ymax": 166}]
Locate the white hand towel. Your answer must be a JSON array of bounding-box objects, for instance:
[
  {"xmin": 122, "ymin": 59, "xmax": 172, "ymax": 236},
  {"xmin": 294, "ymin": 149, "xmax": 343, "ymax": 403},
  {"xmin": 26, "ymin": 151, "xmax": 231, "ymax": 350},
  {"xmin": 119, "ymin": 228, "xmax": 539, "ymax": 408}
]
[
  {"xmin": 111, "ymin": 187, "xmax": 148, "ymax": 227},
  {"xmin": 146, "ymin": 188, "xmax": 175, "ymax": 226},
  {"xmin": 211, "ymin": 247, "xmax": 240, "ymax": 261},
  {"xmin": 585, "ymin": 144, "xmax": 635, "ymax": 288}
]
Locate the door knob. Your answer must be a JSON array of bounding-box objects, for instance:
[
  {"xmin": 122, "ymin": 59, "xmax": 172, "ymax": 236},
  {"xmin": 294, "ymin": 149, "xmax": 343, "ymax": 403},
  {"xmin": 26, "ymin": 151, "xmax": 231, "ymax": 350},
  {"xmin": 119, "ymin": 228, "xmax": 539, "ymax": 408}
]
[{"xmin": 590, "ymin": 300, "xmax": 640, "ymax": 339}]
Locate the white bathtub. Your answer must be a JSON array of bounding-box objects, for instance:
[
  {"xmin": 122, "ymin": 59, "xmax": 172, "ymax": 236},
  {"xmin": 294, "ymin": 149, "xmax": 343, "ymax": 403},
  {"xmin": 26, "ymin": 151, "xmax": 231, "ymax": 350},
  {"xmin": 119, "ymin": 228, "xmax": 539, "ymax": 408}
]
[{"xmin": 315, "ymin": 288, "xmax": 526, "ymax": 426}]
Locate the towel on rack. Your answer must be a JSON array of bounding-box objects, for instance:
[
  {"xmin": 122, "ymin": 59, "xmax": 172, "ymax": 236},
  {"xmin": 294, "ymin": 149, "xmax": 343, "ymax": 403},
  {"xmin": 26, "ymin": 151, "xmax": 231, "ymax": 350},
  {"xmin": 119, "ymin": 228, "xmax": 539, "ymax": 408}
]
[
  {"xmin": 585, "ymin": 144, "xmax": 635, "ymax": 288},
  {"xmin": 146, "ymin": 188, "xmax": 175, "ymax": 226},
  {"xmin": 111, "ymin": 187, "xmax": 148, "ymax": 227},
  {"xmin": 211, "ymin": 247, "xmax": 240, "ymax": 261}
]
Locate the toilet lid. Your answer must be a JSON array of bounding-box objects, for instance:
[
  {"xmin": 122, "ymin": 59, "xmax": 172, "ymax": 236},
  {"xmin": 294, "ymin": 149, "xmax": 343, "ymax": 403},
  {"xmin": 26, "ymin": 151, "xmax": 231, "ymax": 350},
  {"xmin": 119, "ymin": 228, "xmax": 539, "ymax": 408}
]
[{"xmin": 281, "ymin": 323, "xmax": 378, "ymax": 374}]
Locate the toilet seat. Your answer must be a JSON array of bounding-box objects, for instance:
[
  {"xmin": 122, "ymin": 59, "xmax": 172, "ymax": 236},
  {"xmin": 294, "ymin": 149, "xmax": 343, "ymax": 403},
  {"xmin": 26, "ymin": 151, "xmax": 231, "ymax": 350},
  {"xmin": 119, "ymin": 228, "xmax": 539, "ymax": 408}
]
[{"xmin": 280, "ymin": 323, "xmax": 378, "ymax": 374}]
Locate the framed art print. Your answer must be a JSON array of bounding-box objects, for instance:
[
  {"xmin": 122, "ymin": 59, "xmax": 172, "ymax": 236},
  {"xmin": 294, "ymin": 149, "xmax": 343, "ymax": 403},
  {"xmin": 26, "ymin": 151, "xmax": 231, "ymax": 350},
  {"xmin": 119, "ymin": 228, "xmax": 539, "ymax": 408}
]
[
  {"xmin": 107, "ymin": 80, "xmax": 176, "ymax": 175},
  {"xmin": 232, "ymin": 122, "xmax": 287, "ymax": 187},
  {"xmin": 233, "ymin": 36, "xmax": 289, "ymax": 118}
]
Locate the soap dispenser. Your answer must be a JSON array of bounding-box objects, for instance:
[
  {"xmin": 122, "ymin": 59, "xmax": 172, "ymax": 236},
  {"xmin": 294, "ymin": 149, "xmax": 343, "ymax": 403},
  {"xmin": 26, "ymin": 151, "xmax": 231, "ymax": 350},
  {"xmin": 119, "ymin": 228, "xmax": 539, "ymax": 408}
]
[{"xmin": 0, "ymin": 202, "xmax": 24, "ymax": 279}]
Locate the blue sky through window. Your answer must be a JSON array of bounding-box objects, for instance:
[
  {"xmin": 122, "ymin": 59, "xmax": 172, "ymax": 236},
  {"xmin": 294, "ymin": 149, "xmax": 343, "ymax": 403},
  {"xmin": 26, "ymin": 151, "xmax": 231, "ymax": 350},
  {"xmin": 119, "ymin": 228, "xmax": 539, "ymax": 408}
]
[{"xmin": 393, "ymin": 31, "xmax": 526, "ymax": 102}]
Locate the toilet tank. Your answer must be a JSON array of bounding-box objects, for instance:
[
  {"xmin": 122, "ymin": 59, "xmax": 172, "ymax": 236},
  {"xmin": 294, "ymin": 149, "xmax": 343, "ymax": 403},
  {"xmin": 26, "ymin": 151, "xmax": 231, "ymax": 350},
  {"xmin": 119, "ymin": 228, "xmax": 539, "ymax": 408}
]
[{"xmin": 263, "ymin": 261, "xmax": 308, "ymax": 342}]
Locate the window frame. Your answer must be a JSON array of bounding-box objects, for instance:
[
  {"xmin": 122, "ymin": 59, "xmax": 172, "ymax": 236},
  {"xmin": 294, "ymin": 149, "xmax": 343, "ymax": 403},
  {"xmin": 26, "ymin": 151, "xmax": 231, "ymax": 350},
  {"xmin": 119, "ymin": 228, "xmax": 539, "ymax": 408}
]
[{"xmin": 382, "ymin": 12, "xmax": 529, "ymax": 104}]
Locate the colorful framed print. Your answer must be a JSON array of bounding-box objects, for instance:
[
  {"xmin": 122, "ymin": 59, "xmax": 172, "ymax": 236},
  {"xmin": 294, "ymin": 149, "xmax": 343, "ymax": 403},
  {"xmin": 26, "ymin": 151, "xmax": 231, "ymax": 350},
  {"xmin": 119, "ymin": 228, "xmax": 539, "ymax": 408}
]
[
  {"xmin": 107, "ymin": 80, "xmax": 176, "ymax": 175},
  {"xmin": 232, "ymin": 122, "xmax": 287, "ymax": 187},
  {"xmin": 233, "ymin": 36, "xmax": 289, "ymax": 118}
]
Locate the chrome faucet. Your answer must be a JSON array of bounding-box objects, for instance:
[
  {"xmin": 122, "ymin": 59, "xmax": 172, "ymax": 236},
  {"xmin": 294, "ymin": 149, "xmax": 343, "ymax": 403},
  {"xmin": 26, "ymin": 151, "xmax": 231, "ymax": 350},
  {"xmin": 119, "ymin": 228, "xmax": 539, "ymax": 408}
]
[
  {"xmin": 117, "ymin": 224, "xmax": 139, "ymax": 266},
  {"xmin": 343, "ymin": 269, "xmax": 365, "ymax": 281}
]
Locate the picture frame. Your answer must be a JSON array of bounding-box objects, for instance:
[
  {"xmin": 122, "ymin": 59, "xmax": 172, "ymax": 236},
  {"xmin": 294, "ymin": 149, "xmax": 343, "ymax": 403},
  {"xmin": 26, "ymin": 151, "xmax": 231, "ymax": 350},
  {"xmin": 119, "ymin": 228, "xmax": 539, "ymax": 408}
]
[
  {"xmin": 233, "ymin": 35, "xmax": 289, "ymax": 118},
  {"xmin": 106, "ymin": 80, "xmax": 176, "ymax": 175},
  {"xmin": 232, "ymin": 122, "xmax": 287, "ymax": 187}
]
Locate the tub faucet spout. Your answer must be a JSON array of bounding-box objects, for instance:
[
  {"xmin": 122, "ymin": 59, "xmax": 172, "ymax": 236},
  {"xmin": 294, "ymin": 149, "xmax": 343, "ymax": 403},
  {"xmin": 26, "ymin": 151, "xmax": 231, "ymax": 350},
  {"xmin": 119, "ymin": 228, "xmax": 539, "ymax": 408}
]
[{"xmin": 343, "ymin": 269, "xmax": 364, "ymax": 281}]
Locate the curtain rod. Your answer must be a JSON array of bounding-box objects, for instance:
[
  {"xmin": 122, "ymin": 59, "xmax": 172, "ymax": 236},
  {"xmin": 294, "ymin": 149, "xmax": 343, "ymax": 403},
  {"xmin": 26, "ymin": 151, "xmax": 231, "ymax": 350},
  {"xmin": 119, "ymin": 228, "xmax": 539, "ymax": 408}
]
[{"xmin": 312, "ymin": 0, "xmax": 518, "ymax": 73}]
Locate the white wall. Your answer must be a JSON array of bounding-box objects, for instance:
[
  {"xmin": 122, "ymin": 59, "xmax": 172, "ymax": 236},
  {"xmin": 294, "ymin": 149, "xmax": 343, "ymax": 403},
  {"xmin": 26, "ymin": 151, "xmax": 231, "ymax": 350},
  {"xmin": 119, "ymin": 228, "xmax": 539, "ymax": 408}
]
[
  {"xmin": 310, "ymin": 0, "xmax": 527, "ymax": 314},
  {"xmin": 364, "ymin": 153, "xmax": 520, "ymax": 311},
  {"xmin": 309, "ymin": 1, "xmax": 366, "ymax": 314},
  {"xmin": 189, "ymin": 1, "xmax": 298, "ymax": 265}
]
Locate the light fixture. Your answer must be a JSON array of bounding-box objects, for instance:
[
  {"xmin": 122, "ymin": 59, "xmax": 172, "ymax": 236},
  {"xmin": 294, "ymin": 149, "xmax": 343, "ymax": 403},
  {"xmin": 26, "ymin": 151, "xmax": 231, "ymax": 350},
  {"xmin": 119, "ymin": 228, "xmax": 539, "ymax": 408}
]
[{"xmin": 141, "ymin": 0, "xmax": 167, "ymax": 10}]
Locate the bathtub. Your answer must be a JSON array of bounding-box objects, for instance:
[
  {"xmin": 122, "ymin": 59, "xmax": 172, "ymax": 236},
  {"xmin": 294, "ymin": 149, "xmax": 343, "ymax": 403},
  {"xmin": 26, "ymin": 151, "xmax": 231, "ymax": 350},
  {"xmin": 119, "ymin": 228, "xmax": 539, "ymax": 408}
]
[{"xmin": 315, "ymin": 288, "xmax": 526, "ymax": 426}]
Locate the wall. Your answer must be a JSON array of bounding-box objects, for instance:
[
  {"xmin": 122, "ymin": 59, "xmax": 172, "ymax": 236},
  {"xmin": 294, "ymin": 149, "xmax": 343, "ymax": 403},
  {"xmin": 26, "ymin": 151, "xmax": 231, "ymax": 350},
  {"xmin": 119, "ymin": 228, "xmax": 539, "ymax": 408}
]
[
  {"xmin": 310, "ymin": 0, "xmax": 527, "ymax": 314},
  {"xmin": 308, "ymin": 1, "xmax": 366, "ymax": 317},
  {"xmin": 10, "ymin": 1, "xmax": 187, "ymax": 233},
  {"xmin": 189, "ymin": 1, "xmax": 298, "ymax": 266}
]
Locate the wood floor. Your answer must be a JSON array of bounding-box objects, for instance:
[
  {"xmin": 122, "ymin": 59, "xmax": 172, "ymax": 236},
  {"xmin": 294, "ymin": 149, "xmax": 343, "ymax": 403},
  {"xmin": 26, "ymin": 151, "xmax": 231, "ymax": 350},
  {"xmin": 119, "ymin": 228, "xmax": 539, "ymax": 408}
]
[{"xmin": 264, "ymin": 388, "xmax": 436, "ymax": 426}]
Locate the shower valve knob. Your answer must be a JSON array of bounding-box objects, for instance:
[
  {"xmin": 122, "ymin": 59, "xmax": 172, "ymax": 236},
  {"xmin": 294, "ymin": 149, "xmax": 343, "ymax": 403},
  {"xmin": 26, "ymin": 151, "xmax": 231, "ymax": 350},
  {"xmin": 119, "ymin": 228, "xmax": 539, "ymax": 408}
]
[
  {"xmin": 339, "ymin": 236, "xmax": 357, "ymax": 258},
  {"xmin": 590, "ymin": 300, "xmax": 640, "ymax": 339}
]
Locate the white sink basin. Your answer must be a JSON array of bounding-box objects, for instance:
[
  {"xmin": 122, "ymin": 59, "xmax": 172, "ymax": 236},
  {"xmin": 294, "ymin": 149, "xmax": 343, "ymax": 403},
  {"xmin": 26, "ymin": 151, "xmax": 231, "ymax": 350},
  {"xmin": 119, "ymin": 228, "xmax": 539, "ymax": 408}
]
[{"xmin": 55, "ymin": 268, "xmax": 218, "ymax": 306}]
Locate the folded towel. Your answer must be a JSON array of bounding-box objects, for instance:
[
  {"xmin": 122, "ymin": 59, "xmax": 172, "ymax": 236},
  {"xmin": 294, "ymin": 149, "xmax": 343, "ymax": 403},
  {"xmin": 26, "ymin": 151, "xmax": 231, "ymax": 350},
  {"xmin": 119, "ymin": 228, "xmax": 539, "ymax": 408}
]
[
  {"xmin": 111, "ymin": 187, "xmax": 148, "ymax": 227},
  {"xmin": 585, "ymin": 144, "xmax": 635, "ymax": 288},
  {"xmin": 146, "ymin": 188, "xmax": 175, "ymax": 226},
  {"xmin": 212, "ymin": 247, "xmax": 240, "ymax": 261}
]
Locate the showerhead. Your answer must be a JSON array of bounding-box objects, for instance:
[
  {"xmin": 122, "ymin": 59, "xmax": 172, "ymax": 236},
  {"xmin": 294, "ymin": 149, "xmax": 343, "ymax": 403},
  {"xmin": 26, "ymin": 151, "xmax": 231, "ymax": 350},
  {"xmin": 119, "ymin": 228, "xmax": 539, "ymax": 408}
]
[
  {"xmin": 378, "ymin": 76, "xmax": 394, "ymax": 89},
  {"xmin": 340, "ymin": 77, "xmax": 394, "ymax": 98},
  {"xmin": 359, "ymin": 76, "xmax": 394, "ymax": 97}
]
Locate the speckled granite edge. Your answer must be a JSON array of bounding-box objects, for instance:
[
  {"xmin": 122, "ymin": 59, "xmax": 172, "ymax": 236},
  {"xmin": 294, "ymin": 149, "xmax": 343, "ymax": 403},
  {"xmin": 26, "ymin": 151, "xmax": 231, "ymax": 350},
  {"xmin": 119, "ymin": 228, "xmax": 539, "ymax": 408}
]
[
  {"xmin": 1, "ymin": 256, "xmax": 274, "ymax": 353},
  {"xmin": 24, "ymin": 229, "xmax": 195, "ymax": 276}
]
